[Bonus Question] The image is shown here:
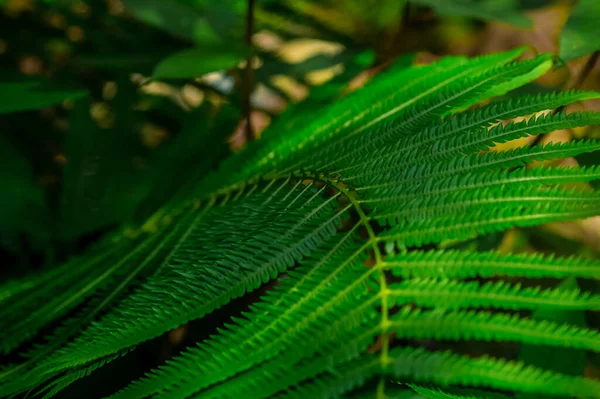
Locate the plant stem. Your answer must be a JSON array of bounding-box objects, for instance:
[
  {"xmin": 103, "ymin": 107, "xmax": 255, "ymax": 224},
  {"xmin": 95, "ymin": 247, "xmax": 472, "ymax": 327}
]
[
  {"xmin": 243, "ymin": 0, "xmax": 255, "ymax": 142},
  {"xmin": 570, "ymin": 51, "xmax": 599, "ymax": 92}
]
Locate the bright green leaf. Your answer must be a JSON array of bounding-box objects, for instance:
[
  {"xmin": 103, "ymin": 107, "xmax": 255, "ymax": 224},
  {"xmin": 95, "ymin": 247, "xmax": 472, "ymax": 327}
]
[{"xmin": 559, "ymin": 0, "xmax": 600, "ymax": 61}]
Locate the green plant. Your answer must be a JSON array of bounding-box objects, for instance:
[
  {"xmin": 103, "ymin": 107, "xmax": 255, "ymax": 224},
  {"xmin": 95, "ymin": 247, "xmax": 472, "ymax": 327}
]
[
  {"xmin": 559, "ymin": 0, "xmax": 600, "ymax": 62},
  {"xmin": 2, "ymin": 44, "xmax": 600, "ymax": 399}
]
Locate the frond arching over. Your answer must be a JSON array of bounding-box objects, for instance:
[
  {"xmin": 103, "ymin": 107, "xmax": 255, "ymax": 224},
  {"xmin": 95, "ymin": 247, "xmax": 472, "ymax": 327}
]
[{"xmin": 1, "ymin": 49, "xmax": 600, "ymax": 399}]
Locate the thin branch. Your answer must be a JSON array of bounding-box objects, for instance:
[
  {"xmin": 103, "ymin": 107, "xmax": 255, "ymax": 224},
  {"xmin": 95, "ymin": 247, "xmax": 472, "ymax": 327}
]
[
  {"xmin": 570, "ymin": 51, "xmax": 600, "ymax": 92},
  {"xmin": 243, "ymin": 0, "xmax": 256, "ymax": 141}
]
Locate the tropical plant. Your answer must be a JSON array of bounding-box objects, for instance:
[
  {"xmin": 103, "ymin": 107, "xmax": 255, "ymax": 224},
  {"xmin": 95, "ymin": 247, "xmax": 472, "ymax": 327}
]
[{"xmin": 2, "ymin": 44, "xmax": 600, "ymax": 399}]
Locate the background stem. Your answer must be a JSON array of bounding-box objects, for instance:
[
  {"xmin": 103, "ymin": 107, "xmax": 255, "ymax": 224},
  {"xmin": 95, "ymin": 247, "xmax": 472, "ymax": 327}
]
[{"xmin": 243, "ymin": 0, "xmax": 255, "ymax": 142}]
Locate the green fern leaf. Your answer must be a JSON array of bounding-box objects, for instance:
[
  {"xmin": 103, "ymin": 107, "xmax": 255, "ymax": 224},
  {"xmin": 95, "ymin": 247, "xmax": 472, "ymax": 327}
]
[
  {"xmin": 389, "ymin": 278, "xmax": 600, "ymax": 310},
  {"xmin": 2, "ymin": 49, "xmax": 600, "ymax": 399},
  {"xmin": 384, "ymin": 249, "xmax": 600, "ymax": 279}
]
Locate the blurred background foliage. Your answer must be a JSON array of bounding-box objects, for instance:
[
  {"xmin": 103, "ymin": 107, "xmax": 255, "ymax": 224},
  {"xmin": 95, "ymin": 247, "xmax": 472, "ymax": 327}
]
[{"xmin": 0, "ymin": 0, "xmax": 600, "ymax": 395}]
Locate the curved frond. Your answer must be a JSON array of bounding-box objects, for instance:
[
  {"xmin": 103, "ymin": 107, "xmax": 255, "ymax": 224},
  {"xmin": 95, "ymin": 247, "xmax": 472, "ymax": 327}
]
[{"xmin": 2, "ymin": 49, "xmax": 600, "ymax": 399}]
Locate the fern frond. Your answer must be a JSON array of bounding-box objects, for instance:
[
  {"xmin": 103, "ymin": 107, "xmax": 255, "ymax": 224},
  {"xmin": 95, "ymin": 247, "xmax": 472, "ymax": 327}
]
[
  {"xmin": 429, "ymin": 111, "xmax": 600, "ymax": 160},
  {"xmin": 386, "ymin": 347, "xmax": 600, "ymax": 397},
  {"xmin": 416, "ymin": 164, "xmax": 600, "ymax": 195},
  {"xmin": 349, "ymin": 111, "xmax": 600, "ymax": 185},
  {"xmin": 262, "ymin": 345, "xmax": 600, "ymax": 398},
  {"xmin": 370, "ymin": 55, "xmax": 554, "ymax": 135},
  {"xmin": 2, "ymin": 49, "xmax": 600, "ymax": 399},
  {"xmin": 194, "ymin": 321, "xmax": 383, "ymax": 399},
  {"xmin": 389, "ymin": 278, "xmax": 600, "ymax": 310},
  {"xmin": 359, "ymin": 140, "xmax": 600, "ymax": 195},
  {"xmin": 0, "ymin": 198, "xmax": 224, "ymax": 364},
  {"xmin": 36, "ymin": 349, "xmax": 131, "ymax": 399},
  {"xmin": 0, "ymin": 244, "xmax": 113, "ymax": 305},
  {"xmin": 371, "ymin": 184, "xmax": 599, "ymax": 225},
  {"xmin": 212, "ymin": 48, "xmax": 525, "ymax": 186},
  {"xmin": 384, "ymin": 249, "xmax": 600, "ymax": 279},
  {"xmin": 174, "ymin": 301, "xmax": 382, "ymax": 399},
  {"xmin": 337, "ymin": 90, "xmax": 600, "ymax": 180},
  {"xmin": 0, "ymin": 179, "xmax": 343, "ymax": 396},
  {"xmin": 361, "ymin": 165, "xmax": 600, "ymax": 217},
  {"xmin": 289, "ymin": 54, "xmax": 554, "ymax": 176},
  {"xmin": 381, "ymin": 200, "xmax": 600, "ymax": 247},
  {"xmin": 408, "ymin": 384, "xmax": 517, "ymax": 399},
  {"xmin": 269, "ymin": 355, "xmax": 381, "ymax": 399},
  {"xmin": 0, "ymin": 240, "xmax": 141, "ymax": 354},
  {"xmin": 389, "ymin": 306, "xmax": 600, "ymax": 352},
  {"xmin": 433, "ymin": 139, "xmax": 600, "ymax": 175},
  {"xmin": 108, "ymin": 231, "xmax": 372, "ymax": 399}
]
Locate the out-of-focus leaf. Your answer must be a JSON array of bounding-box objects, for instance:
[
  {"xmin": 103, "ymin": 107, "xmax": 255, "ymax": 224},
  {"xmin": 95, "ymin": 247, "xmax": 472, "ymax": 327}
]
[
  {"xmin": 0, "ymin": 136, "xmax": 49, "ymax": 234},
  {"xmin": 58, "ymin": 95, "xmax": 149, "ymax": 240},
  {"xmin": 559, "ymin": 0, "xmax": 600, "ymax": 61},
  {"xmin": 122, "ymin": 0, "xmax": 221, "ymax": 44},
  {"xmin": 526, "ymin": 227, "xmax": 585, "ymax": 256},
  {"xmin": 517, "ymin": 277, "xmax": 587, "ymax": 399},
  {"xmin": 409, "ymin": 0, "xmax": 532, "ymax": 28},
  {"xmin": 0, "ymin": 82, "xmax": 86, "ymax": 114},
  {"xmin": 76, "ymin": 53, "xmax": 173, "ymax": 73},
  {"xmin": 260, "ymin": 50, "xmax": 383, "ymax": 140},
  {"xmin": 152, "ymin": 46, "xmax": 248, "ymax": 79},
  {"xmin": 203, "ymin": 0, "xmax": 245, "ymax": 39},
  {"xmin": 516, "ymin": 0, "xmax": 550, "ymax": 9},
  {"xmin": 133, "ymin": 103, "xmax": 239, "ymax": 220},
  {"xmin": 260, "ymin": 53, "xmax": 349, "ymax": 82}
]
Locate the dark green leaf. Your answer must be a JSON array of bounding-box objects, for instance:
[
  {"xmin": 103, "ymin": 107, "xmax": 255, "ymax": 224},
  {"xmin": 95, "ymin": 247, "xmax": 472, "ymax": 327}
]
[
  {"xmin": 0, "ymin": 136, "xmax": 49, "ymax": 234},
  {"xmin": 152, "ymin": 47, "xmax": 247, "ymax": 79},
  {"xmin": 409, "ymin": 0, "xmax": 532, "ymax": 28},
  {"xmin": 133, "ymin": 103, "xmax": 238, "ymax": 220},
  {"xmin": 559, "ymin": 0, "xmax": 600, "ymax": 61},
  {"xmin": 58, "ymin": 95, "xmax": 149, "ymax": 240},
  {"xmin": 76, "ymin": 53, "xmax": 172, "ymax": 73},
  {"xmin": 0, "ymin": 82, "xmax": 86, "ymax": 114},
  {"xmin": 122, "ymin": 0, "xmax": 221, "ymax": 44}
]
